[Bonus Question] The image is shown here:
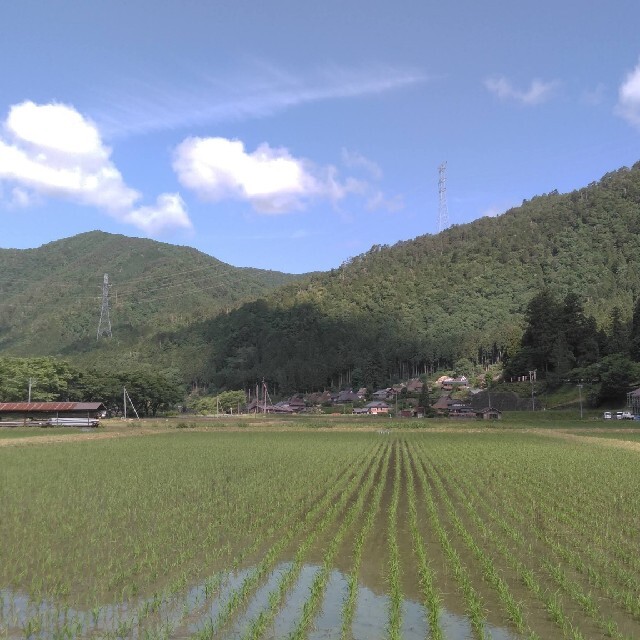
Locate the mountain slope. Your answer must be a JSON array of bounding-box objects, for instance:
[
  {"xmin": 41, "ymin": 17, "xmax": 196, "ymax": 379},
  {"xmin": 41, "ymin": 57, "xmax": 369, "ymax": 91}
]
[
  {"xmin": 176, "ymin": 162, "xmax": 640, "ymax": 392},
  {"xmin": 0, "ymin": 231, "xmax": 302, "ymax": 362}
]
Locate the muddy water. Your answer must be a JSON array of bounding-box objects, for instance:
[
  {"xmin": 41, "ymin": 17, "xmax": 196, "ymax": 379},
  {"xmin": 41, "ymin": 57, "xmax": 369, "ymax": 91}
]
[
  {"xmin": 191, "ymin": 562, "xmax": 520, "ymax": 640},
  {"xmin": 1, "ymin": 561, "xmax": 520, "ymax": 639}
]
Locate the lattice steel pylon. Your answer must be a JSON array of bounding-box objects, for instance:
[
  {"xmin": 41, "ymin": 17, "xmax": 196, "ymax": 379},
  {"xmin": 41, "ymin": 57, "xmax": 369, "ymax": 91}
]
[
  {"xmin": 97, "ymin": 273, "xmax": 112, "ymax": 339},
  {"xmin": 438, "ymin": 161, "xmax": 449, "ymax": 232}
]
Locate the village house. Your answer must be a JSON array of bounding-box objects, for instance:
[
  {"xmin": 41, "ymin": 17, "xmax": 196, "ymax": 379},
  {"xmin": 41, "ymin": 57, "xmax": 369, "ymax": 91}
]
[
  {"xmin": 364, "ymin": 401, "xmax": 390, "ymax": 415},
  {"xmin": 306, "ymin": 390, "xmax": 332, "ymax": 405},
  {"xmin": 406, "ymin": 378, "xmax": 424, "ymax": 393},
  {"xmin": 448, "ymin": 405, "xmax": 477, "ymax": 419},
  {"xmin": 440, "ymin": 376, "xmax": 470, "ymax": 392},
  {"xmin": 335, "ymin": 389, "xmax": 361, "ymax": 404}
]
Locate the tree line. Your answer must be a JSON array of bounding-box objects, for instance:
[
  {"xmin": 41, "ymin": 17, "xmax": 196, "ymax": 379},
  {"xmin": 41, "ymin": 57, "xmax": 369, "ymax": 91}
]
[
  {"xmin": 505, "ymin": 289, "xmax": 640, "ymax": 404},
  {"xmin": 0, "ymin": 357, "xmax": 183, "ymax": 417}
]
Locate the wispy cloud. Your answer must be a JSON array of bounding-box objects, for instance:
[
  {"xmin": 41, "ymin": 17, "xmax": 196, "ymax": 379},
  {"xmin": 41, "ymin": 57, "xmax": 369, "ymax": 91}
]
[
  {"xmin": 94, "ymin": 63, "xmax": 427, "ymax": 138},
  {"xmin": 341, "ymin": 148, "xmax": 383, "ymax": 180},
  {"xmin": 484, "ymin": 76, "xmax": 559, "ymax": 105},
  {"xmin": 616, "ymin": 58, "xmax": 640, "ymax": 130}
]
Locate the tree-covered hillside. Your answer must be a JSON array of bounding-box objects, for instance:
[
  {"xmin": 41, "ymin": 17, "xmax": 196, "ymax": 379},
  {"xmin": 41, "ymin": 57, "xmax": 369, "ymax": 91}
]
[
  {"xmin": 4, "ymin": 162, "xmax": 640, "ymax": 394},
  {"xmin": 0, "ymin": 231, "xmax": 301, "ymax": 368},
  {"xmin": 177, "ymin": 162, "xmax": 640, "ymax": 392}
]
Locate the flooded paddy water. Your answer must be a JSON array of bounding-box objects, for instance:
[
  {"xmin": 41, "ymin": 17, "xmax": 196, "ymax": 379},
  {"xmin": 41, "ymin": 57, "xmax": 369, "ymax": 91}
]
[
  {"xmin": 0, "ymin": 562, "xmax": 519, "ymax": 639},
  {"xmin": 2, "ymin": 430, "xmax": 640, "ymax": 638}
]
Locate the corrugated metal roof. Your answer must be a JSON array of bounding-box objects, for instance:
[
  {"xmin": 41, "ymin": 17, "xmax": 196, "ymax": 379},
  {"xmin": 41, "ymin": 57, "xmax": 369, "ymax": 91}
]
[{"xmin": 0, "ymin": 402, "xmax": 105, "ymax": 413}]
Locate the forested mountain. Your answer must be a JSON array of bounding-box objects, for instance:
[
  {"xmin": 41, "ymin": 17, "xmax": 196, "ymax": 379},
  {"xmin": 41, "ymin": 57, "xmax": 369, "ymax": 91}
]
[
  {"xmin": 171, "ymin": 162, "xmax": 640, "ymax": 393},
  {"xmin": 4, "ymin": 162, "xmax": 640, "ymax": 395},
  {"xmin": 0, "ymin": 231, "xmax": 301, "ymax": 370}
]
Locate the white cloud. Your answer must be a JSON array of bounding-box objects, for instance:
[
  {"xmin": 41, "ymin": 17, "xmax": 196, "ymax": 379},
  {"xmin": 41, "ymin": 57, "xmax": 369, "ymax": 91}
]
[
  {"xmin": 173, "ymin": 137, "xmax": 364, "ymax": 214},
  {"xmin": 125, "ymin": 193, "xmax": 190, "ymax": 234},
  {"xmin": 484, "ymin": 76, "xmax": 559, "ymax": 105},
  {"xmin": 616, "ymin": 59, "xmax": 640, "ymax": 129},
  {"xmin": 0, "ymin": 100, "xmax": 191, "ymax": 232}
]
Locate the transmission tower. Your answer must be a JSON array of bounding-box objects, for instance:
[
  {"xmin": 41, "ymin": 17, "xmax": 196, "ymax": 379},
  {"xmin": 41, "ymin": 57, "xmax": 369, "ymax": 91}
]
[
  {"xmin": 438, "ymin": 161, "xmax": 449, "ymax": 232},
  {"xmin": 97, "ymin": 273, "xmax": 112, "ymax": 339}
]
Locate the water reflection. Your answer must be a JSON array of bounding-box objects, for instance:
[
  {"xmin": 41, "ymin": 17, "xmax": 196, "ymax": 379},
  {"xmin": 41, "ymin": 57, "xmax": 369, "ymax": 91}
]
[{"xmin": 0, "ymin": 563, "xmax": 520, "ymax": 639}]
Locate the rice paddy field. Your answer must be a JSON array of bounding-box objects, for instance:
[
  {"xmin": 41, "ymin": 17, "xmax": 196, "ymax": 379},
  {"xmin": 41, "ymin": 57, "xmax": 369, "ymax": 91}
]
[{"xmin": 1, "ymin": 424, "xmax": 640, "ymax": 639}]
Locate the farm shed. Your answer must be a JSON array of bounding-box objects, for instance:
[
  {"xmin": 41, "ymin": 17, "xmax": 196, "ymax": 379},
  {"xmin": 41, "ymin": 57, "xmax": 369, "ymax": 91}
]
[
  {"xmin": 0, "ymin": 402, "xmax": 106, "ymax": 426},
  {"xmin": 477, "ymin": 407, "xmax": 502, "ymax": 420}
]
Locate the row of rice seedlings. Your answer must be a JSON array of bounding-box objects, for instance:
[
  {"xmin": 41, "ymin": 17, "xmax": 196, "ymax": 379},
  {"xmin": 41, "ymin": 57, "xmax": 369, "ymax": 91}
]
[
  {"xmin": 430, "ymin": 447, "xmax": 595, "ymax": 640},
  {"xmin": 386, "ymin": 441, "xmax": 403, "ymax": 640},
  {"xmin": 4, "ymin": 436, "xmax": 380, "ymax": 640},
  {"xmin": 193, "ymin": 442, "xmax": 386, "ymax": 640},
  {"xmin": 419, "ymin": 448, "xmax": 530, "ymax": 637},
  {"xmin": 1, "ymin": 433, "xmax": 374, "ymax": 610},
  {"xmin": 499, "ymin": 494, "xmax": 635, "ymax": 637},
  {"xmin": 154, "ymin": 439, "xmax": 384, "ymax": 637},
  {"xmin": 239, "ymin": 442, "xmax": 389, "ymax": 640},
  {"xmin": 543, "ymin": 533, "xmax": 640, "ymax": 621},
  {"xmin": 400, "ymin": 441, "xmax": 444, "ymax": 640},
  {"xmin": 460, "ymin": 448, "xmax": 640, "ymax": 629},
  {"xmin": 426, "ymin": 447, "xmax": 584, "ymax": 639},
  {"xmin": 542, "ymin": 560, "xmax": 630, "ymax": 640},
  {"xmin": 409, "ymin": 444, "xmax": 488, "ymax": 639},
  {"xmin": 456, "ymin": 440, "xmax": 640, "ymax": 576},
  {"xmin": 520, "ymin": 488, "xmax": 640, "ymax": 610},
  {"xmin": 340, "ymin": 438, "xmax": 391, "ymax": 640},
  {"xmin": 286, "ymin": 440, "xmax": 391, "ymax": 640}
]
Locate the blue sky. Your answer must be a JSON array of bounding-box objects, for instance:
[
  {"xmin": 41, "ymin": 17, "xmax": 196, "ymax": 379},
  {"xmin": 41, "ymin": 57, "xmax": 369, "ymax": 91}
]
[{"xmin": 1, "ymin": 0, "xmax": 639, "ymax": 273}]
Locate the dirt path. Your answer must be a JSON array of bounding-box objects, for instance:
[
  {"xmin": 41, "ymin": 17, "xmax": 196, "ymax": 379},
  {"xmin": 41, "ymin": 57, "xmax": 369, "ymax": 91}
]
[
  {"xmin": 0, "ymin": 427, "xmax": 171, "ymax": 447},
  {"xmin": 541, "ymin": 429, "xmax": 640, "ymax": 453}
]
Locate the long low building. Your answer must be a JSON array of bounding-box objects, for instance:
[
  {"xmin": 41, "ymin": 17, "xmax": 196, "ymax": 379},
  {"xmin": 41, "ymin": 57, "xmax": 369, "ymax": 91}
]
[{"xmin": 0, "ymin": 402, "xmax": 106, "ymax": 426}]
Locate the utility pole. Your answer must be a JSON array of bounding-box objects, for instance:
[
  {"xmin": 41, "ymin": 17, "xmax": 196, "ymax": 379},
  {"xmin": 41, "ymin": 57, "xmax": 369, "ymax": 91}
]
[
  {"xmin": 28, "ymin": 378, "xmax": 35, "ymax": 402},
  {"xmin": 578, "ymin": 384, "xmax": 583, "ymax": 419},
  {"xmin": 123, "ymin": 387, "xmax": 140, "ymax": 420},
  {"xmin": 529, "ymin": 370, "xmax": 536, "ymax": 411},
  {"xmin": 97, "ymin": 274, "xmax": 112, "ymax": 339}
]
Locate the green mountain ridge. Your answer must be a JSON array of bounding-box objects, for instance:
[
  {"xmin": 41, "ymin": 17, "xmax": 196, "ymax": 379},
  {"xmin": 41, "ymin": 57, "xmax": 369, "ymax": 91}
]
[
  {"xmin": 170, "ymin": 161, "xmax": 640, "ymax": 392},
  {"xmin": 3, "ymin": 161, "xmax": 640, "ymax": 393},
  {"xmin": 0, "ymin": 230, "xmax": 303, "ymax": 369}
]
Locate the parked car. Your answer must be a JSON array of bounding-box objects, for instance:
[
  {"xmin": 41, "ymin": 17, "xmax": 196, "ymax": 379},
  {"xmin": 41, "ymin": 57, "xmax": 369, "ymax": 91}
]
[{"xmin": 603, "ymin": 411, "xmax": 612, "ymax": 419}]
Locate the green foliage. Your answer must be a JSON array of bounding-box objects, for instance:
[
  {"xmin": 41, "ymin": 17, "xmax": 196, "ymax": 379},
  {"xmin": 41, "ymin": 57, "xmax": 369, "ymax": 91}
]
[
  {"xmin": 0, "ymin": 357, "xmax": 75, "ymax": 401},
  {"xmin": 179, "ymin": 163, "xmax": 640, "ymax": 392},
  {"xmin": 0, "ymin": 231, "xmax": 302, "ymax": 374},
  {"xmin": 0, "ymin": 356, "xmax": 184, "ymax": 416},
  {"xmin": 189, "ymin": 390, "xmax": 247, "ymax": 414},
  {"xmin": 505, "ymin": 290, "xmax": 601, "ymax": 379},
  {"xmin": 6, "ymin": 164, "xmax": 640, "ymax": 395}
]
